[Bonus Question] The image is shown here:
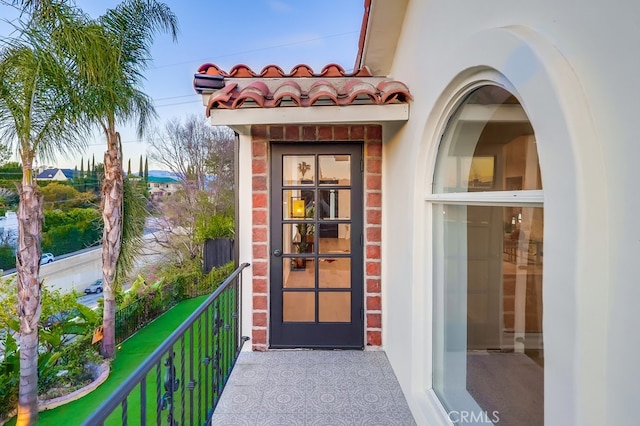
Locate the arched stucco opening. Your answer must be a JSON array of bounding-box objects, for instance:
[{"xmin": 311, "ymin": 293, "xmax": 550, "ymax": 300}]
[{"xmin": 411, "ymin": 26, "xmax": 608, "ymax": 426}]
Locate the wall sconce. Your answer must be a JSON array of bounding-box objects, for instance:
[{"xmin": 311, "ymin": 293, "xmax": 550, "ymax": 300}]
[{"xmin": 291, "ymin": 198, "xmax": 305, "ymax": 218}]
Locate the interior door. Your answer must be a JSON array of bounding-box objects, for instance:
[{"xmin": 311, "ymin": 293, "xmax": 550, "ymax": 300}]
[{"xmin": 270, "ymin": 143, "xmax": 363, "ymax": 348}]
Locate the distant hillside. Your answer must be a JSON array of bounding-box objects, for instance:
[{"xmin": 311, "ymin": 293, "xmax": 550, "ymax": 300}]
[{"xmin": 147, "ymin": 170, "xmax": 180, "ymax": 179}]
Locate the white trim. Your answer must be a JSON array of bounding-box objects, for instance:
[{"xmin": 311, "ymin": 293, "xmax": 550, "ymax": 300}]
[
  {"xmin": 426, "ymin": 190, "xmax": 543, "ymax": 206},
  {"xmin": 459, "ymin": 104, "xmax": 529, "ymax": 122},
  {"xmin": 237, "ymin": 133, "xmax": 254, "ymax": 349},
  {"xmin": 208, "ymin": 104, "xmax": 409, "ymax": 126}
]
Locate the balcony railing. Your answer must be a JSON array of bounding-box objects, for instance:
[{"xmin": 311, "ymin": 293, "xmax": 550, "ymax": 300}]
[
  {"xmin": 83, "ymin": 263, "xmax": 250, "ymax": 426},
  {"xmin": 115, "ymin": 295, "xmax": 178, "ymax": 345}
]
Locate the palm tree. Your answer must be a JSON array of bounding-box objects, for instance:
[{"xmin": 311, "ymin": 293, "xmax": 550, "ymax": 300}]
[
  {"xmin": 0, "ymin": 2, "xmax": 100, "ymax": 423},
  {"xmin": 85, "ymin": 0, "xmax": 178, "ymax": 358}
]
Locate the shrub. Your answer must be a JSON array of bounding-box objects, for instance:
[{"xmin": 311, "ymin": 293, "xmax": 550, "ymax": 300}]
[
  {"xmin": 41, "ymin": 208, "xmax": 103, "ymax": 255},
  {"xmin": 0, "ymin": 372, "xmax": 18, "ymax": 420},
  {"xmin": 115, "ymin": 261, "xmax": 235, "ymax": 344},
  {"xmin": 0, "ymin": 245, "xmax": 15, "ymax": 270},
  {"xmin": 0, "ymin": 284, "xmax": 102, "ymax": 419},
  {"xmin": 194, "ymin": 214, "xmax": 234, "ymax": 243},
  {"xmin": 39, "ymin": 182, "xmax": 97, "ymax": 210}
]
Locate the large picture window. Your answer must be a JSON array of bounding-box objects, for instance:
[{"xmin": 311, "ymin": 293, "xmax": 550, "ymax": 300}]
[{"xmin": 431, "ymin": 86, "xmax": 544, "ymax": 425}]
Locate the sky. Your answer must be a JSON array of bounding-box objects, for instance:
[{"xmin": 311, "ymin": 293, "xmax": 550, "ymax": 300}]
[{"xmin": 0, "ymin": 0, "xmax": 364, "ymax": 171}]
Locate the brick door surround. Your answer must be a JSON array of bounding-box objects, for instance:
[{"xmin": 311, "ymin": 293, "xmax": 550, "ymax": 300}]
[{"xmin": 250, "ymin": 125, "xmax": 382, "ymax": 351}]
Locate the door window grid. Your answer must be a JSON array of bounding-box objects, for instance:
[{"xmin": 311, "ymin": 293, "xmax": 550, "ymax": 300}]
[{"xmin": 281, "ymin": 154, "xmax": 353, "ymax": 324}]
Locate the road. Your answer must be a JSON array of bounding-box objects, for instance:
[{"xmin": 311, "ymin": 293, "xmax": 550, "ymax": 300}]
[
  {"xmin": 1, "ymin": 221, "xmax": 171, "ymax": 309},
  {"xmin": 77, "ymin": 291, "xmax": 103, "ymax": 309}
]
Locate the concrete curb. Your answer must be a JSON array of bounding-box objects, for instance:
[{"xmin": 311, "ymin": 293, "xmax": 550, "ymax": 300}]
[
  {"xmin": 38, "ymin": 362, "xmax": 111, "ymax": 411},
  {"xmin": 0, "ymin": 362, "xmax": 110, "ymax": 425}
]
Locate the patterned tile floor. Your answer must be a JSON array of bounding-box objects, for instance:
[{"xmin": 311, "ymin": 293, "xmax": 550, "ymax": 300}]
[{"xmin": 211, "ymin": 350, "xmax": 416, "ymax": 426}]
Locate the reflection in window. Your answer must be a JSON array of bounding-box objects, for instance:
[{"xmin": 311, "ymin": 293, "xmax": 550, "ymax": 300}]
[
  {"xmin": 319, "ymin": 155, "xmax": 350, "ymax": 185},
  {"xmin": 283, "ymin": 155, "xmax": 315, "ymax": 185},
  {"xmin": 432, "ymin": 86, "xmax": 544, "ymax": 426},
  {"xmin": 283, "ymin": 189, "xmax": 314, "ymax": 220},
  {"xmin": 434, "ymin": 87, "xmax": 542, "ymax": 194},
  {"xmin": 319, "ymin": 189, "xmax": 351, "ymax": 219}
]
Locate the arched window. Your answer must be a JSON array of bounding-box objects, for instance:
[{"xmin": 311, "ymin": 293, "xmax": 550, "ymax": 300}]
[{"xmin": 431, "ymin": 86, "xmax": 544, "ymax": 425}]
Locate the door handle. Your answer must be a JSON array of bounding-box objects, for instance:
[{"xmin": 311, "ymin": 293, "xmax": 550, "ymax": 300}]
[{"xmin": 273, "ymin": 249, "xmax": 283, "ymax": 257}]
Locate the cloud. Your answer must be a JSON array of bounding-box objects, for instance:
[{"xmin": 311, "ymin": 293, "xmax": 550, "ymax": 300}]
[{"xmin": 268, "ymin": 1, "xmax": 294, "ymax": 13}]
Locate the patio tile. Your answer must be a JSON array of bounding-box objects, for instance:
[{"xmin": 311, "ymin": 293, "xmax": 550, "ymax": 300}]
[
  {"xmin": 214, "ymin": 385, "xmax": 263, "ymax": 413},
  {"xmin": 253, "ymin": 412, "xmax": 306, "ymax": 426},
  {"xmin": 390, "ymin": 381, "xmax": 413, "ymax": 409},
  {"xmin": 344, "ymin": 363, "xmax": 386, "ymax": 383},
  {"xmin": 214, "ymin": 350, "xmax": 416, "ymax": 425},
  {"xmin": 209, "ymin": 412, "xmax": 257, "ymax": 425},
  {"xmin": 306, "ymin": 386, "xmax": 350, "ymax": 413},
  {"xmin": 304, "ymin": 412, "xmax": 355, "ymax": 425},
  {"xmin": 236, "ymin": 351, "xmax": 296, "ymax": 366},
  {"xmin": 306, "ymin": 363, "xmax": 346, "ymax": 386},
  {"xmin": 261, "ymin": 386, "xmax": 306, "ymax": 413},
  {"xmin": 226, "ymin": 363, "xmax": 270, "ymax": 386},
  {"xmin": 348, "ymin": 385, "xmax": 396, "ymax": 412},
  {"xmin": 267, "ymin": 364, "xmax": 307, "ymax": 384},
  {"xmin": 350, "ymin": 407, "xmax": 417, "ymax": 426}
]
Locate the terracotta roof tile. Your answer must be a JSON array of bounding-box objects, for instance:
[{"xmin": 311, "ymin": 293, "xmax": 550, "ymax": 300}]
[
  {"xmin": 197, "ymin": 63, "xmax": 373, "ymax": 79},
  {"xmin": 289, "ymin": 64, "xmax": 314, "ymax": 78},
  {"xmin": 319, "ymin": 63, "xmax": 346, "ymax": 77},
  {"xmin": 197, "ymin": 63, "xmax": 223, "ymax": 75},
  {"xmin": 344, "ymin": 80, "xmax": 379, "ymax": 104},
  {"xmin": 308, "ymin": 80, "xmax": 339, "ymax": 106},
  {"xmin": 260, "ymin": 64, "xmax": 287, "ymax": 77},
  {"xmin": 194, "ymin": 63, "xmax": 411, "ymax": 116},
  {"xmin": 377, "ymin": 80, "xmax": 412, "ymax": 104},
  {"xmin": 272, "ymin": 81, "xmax": 303, "ymax": 107},
  {"xmin": 233, "ymin": 81, "xmax": 269, "ymax": 109}
]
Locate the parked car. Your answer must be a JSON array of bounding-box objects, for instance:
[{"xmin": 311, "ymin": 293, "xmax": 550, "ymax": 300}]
[
  {"xmin": 43, "ymin": 308, "xmax": 81, "ymax": 328},
  {"xmin": 84, "ymin": 279, "xmax": 103, "ymax": 294},
  {"xmin": 40, "ymin": 253, "xmax": 55, "ymax": 265}
]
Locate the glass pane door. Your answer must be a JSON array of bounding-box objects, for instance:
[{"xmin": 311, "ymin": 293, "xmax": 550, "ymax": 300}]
[{"xmin": 270, "ymin": 143, "xmax": 363, "ymax": 348}]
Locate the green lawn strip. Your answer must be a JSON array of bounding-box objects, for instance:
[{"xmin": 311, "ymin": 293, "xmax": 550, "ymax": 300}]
[{"xmin": 28, "ymin": 295, "xmax": 208, "ymax": 426}]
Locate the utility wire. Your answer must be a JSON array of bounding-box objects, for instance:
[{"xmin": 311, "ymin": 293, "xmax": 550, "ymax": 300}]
[
  {"xmin": 55, "ymin": 30, "xmax": 361, "ymax": 104},
  {"xmin": 151, "ymin": 31, "xmax": 359, "ymax": 70}
]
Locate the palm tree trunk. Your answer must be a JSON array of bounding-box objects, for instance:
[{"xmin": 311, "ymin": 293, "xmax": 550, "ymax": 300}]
[
  {"xmin": 16, "ymin": 159, "xmax": 44, "ymax": 426},
  {"xmin": 100, "ymin": 129, "xmax": 123, "ymax": 358}
]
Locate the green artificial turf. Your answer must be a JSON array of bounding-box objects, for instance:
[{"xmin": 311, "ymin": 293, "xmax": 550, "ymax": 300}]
[{"xmin": 8, "ymin": 295, "xmax": 208, "ymax": 426}]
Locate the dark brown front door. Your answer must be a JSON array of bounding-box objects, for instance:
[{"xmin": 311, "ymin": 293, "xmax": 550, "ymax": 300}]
[{"xmin": 270, "ymin": 143, "xmax": 364, "ymax": 348}]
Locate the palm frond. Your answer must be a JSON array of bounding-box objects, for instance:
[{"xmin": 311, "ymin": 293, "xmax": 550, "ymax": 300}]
[
  {"xmin": 0, "ymin": 22, "xmax": 92, "ymax": 162},
  {"xmin": 114, "ymin": 177, "xmax": 147, "ymax": 287},
  {"xmin": 91, "ymin": 0, "xmax": 178, "ymax": 135}
]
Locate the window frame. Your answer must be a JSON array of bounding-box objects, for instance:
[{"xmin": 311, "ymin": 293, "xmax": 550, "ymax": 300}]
[{"xmin": 427, "ymin": 83, "xmax": 545, "ymax": 420}]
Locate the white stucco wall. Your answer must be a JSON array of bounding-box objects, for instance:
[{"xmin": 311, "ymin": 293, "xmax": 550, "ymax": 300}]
[
  {"xmin": 237, "ymin": 133, "xmax": 254, "ymax": 349},
  {"xmin": 378, "ymin": 1, "xmax": 638, "ymax": 425}
]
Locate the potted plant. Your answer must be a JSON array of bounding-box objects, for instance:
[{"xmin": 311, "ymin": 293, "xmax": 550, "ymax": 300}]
[
  {"xmin": 298, "ymin": 161, "xmax": 312, "ymax": 183},
  {"xmin": 291, "ymin": 206, "xmax": 314, "ymax": 270}
]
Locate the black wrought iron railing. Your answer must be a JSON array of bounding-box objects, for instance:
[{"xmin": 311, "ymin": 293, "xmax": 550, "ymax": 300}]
[
  {"xmin": 83, "ymin": 263, "xmax": 250, "ymax": 426},
  {"xmin": 114, "ymin": 262, "xmax": 235, "ymax": 345},
  {"xmin": 115, "ymin": 296, "xmax": 177, "ymax": 345}
]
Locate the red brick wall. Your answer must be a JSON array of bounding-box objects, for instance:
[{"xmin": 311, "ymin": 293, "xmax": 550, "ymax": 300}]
[{"xmin": 250, "ymin": 124, "xmax": 382, "ymax": 351}]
